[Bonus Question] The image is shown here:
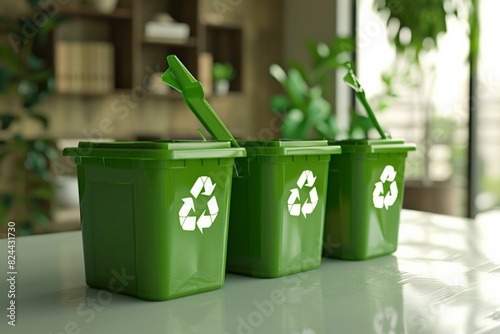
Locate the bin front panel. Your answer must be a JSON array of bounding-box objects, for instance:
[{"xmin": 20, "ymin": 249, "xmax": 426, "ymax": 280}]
[
  {"xmin": 78, "ymin": 156, "xmax": 234, "ymax": 300},
  {"xmin": 228, "ymin": 154, "xmax": 329, "ymax": 277},
  {"xmin": 324, "ymin": 152, "xmax": 409, "ymax": 260}
]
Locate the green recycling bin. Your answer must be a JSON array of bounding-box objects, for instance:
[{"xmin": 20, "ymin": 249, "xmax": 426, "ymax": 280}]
[
  {"xmin": 63, "ymin": 56, "xmax": 246, "ymax": 301},
  {"xmin": 158, "ymin": 56, "xmax": 342, "ymax": 278},
  {"xmin": 226, "ymin": 140, "xmax": 342, "ymax": 278},
  {"xmin": 323, "ymin": 139, "xmax": 416, "ymax": 260}
]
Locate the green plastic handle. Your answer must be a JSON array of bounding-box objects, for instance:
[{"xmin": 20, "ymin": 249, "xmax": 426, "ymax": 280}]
[
  {"xmin": 343, "ymin": 62, "xmax": 388, "ymax": 140},
  {"xmin": 162, "ymin": 55, "xmax": 240, "ymax": 148}
]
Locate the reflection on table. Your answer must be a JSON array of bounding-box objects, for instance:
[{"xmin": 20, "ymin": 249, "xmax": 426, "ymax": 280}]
[{"xmin": 1, "ymin": 210, "xmax": 500, "ymax": 333}]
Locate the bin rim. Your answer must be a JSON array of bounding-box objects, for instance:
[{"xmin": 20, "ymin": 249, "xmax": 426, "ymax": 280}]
[
  {"xmin": 239, "ymin": 139, "xmax": 342, "ymax": 156},
  {"xmin": 328, "ymin": 138, "xmax": 416, "ymax": 154},
  {"xmin": 62, "ymin": 140, "xmax": 246, "ymax": 160}
]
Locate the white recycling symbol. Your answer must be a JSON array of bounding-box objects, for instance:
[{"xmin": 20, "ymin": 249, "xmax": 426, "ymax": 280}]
[
  {"xmin": 287, "ymin": 170, "xmax": 318, "ymax": 218},
  {"xmin": 373, "ymin": 165, "xmax": 398, "ymax": 210},
  {"xmin": 179, "ymin": 176, "xmax": 219, "ymax": 233}
]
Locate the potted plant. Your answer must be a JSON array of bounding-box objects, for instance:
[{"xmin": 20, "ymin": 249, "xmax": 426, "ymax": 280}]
[
  {"xmin": 269, "ymin": 37, "xmax": 379, "ymax": 140},
  {"xmin": 213, "ymin": 62, "xmax": 235, "ymax": 95},
  {"xmin": 0, "ymin": 0, "xmax": 61, "ymax": 235}
]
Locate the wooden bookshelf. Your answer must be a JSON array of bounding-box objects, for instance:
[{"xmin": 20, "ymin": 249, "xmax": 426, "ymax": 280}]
[{"xmin": 51, "ymin": 0, "xmax": 245, "ymax": 95}]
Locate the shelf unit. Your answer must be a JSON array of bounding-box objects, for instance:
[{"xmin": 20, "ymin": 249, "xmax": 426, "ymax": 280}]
[{"xmin": 51, "ymin": 0, "xmax": 244, "ymax": 96}]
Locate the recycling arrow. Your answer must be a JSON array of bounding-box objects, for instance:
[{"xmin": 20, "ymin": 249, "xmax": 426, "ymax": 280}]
[
  {"xmin": 288, "ymin": 188, "xmax": 301, "ymax": 216},
  {"xmin": 301, "ymin": 187, "xmax": 318, "ymax": 217},
  {"xmin": 373, "ymin": 165, "xmax": 399, "ymax": 210},
  {"xmin": 287, "ymin": 170, "xmax": 319, "ymax": 218},
  {"xmin": 179, "ymin": 176, "xmax": 219, "ymax": 233},
  {"xmin": 297, "ymin": 170, "xmax": 317, "ymax": 188},
  {"xmin": 179, "ymin": 198, "xmax": 196, "ymax": 231},
  {"xmin": 196, "ymin": 196, "xmax": 219, "ymax": 233},
  {"xmin": 190, "ymin": 176, "xmax": 216, "ymax": 198}
]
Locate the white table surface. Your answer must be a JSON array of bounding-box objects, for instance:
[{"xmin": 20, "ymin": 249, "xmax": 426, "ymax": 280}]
[{"xmin": 1, "ymin": 210, "xmax": 500, "ymax": 334}]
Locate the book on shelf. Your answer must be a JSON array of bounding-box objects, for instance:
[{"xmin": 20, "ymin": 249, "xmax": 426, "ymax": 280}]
[
  {"xmin": 55, "ymin": 41, "xmax": 115, "ymax": 94},
  {"xmin": 198, "ymin": 52, "xmax": 213, "ymax": 96}
]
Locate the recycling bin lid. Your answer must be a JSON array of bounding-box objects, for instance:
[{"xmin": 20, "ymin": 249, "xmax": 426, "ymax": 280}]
[
  {"xmin": 162, "ymin": 55, "xmax": 240, "ymax": 148},
  {"xmin": 238, "ymin": 139, "xmax": 342, "ymax": 156},
  {"xmin": 62, "ymin": 140, "xmax": 246, "ymax": 160},
  {"xmin": 329, "ymin": 139, "xmax": 416, "ymax": 154}
]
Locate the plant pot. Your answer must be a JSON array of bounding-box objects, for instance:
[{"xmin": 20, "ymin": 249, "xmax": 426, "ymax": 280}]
[{"xmin": 215, "ymin": 80, "xmax": 230, "ymax": 95}]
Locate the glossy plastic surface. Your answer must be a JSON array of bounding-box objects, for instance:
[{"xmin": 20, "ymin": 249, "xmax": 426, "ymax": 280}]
[
  {"xmin": 324, "ymin": 139, "xmax": 416, "ymax": 260},
  {"xmin": 61, "ymin": 54, "xmax": 249, "ymax": 300},
  {"xmin": 63, "ymin": 141, "xmax": 244, "ymax": 300},
  {"xmin": 6, "ymin": 210, "xmax": 500, "ymax": 334},
  {"xmin": 227, "ymin": 140, "xmax": 341, "ymax": 277}
]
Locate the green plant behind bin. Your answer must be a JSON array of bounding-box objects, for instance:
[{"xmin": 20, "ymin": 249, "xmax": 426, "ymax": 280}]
[
  {"xmin": 0, "ymin": 0, "xmax": 63, "ymax": 235},
  {"xmin": 213, "ymin": 62, "xmax": 235, "ymax": 82},
  {"xmin": 270, "ymin": 37, "xmax": 380, "ymax": 140}
]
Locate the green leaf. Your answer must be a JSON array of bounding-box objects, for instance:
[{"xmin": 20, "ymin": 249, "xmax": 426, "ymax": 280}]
[
  {"xmin": 355, "ymin": 114, "xmax": 376, "ymax": 133},
  {"xmin": 381, "ymin": 72, "xmax": 392, "ymax": 86},
  {"xmin": 46, "ymin": 76, "xmax": 56, "ymax": 93},
  {"xmin": 19, "ymin": 224, "xmax": 35, "ymax": 236},
  {"xmin": 213, "ymin": 62, "xmax": 235, "ymax": 81},
  {"xmin": 0, "ymin": 114, "xmax": 18, "ymax": 130},
  {"xmin": 18, "ymin": 80, "xmax": 38, "ymax": 96},
  {"xmin": 0, "ymin": 67, "xmax": 12, "ymax": 92},
  {"xmin": 304, "ymin": 40, "xmax": 321, "ymax": 66},
  {"xmin": 29, "ymin": 212, "xmax": 51, "ymax": 229},
  {"xmin": 286, "ymin": 68, "xmax": 308, "ymax": 110},
  {"xmin": 0, "ymin": 15, "xmax": 21, "ymax": 34},
  {"xmin": 29, "ymin": 187, "xmax": 54, "ymax": 202},
  {"xmin": 23, "ymin": 69, "xmax": 52, "ymax": 83},
  {"xmin": 329, "ymin": 37, "xmax": 355, "ymax": 56},
  {"xmin": 269, "ymin": 94, "xmax": 291, "ymax": 113},
  {"xmin": 281, "ymin": 108, "xmax": 307, "ymax": 139},
  {"xmin": 29, "ymin": 113, "xmax": 48, "ymax": 129},
  {"xmin": 316, "ymin": 42, "xmax": 330, "ymax": 59},
  {"xmin": 269, "ymin": 64, "xmax": 287, "ymax": 85},
  {"xmin": 315, "ymin": 116, "xmax": 338, "ymax": 139},
  {"xmin": 309, "ymin": 86, "xmax": 323, "ymax": 99},
  {"xmin": 0, "ymin": 46, "xmax": 23, "ymax": 75},
  {"xmin": 1, "ymin": 193, "xmax": 13, "ymax": 209},
  {"xmin": 306, "ymin": 95, "xmax": 331, "ymax": 125},
  {"xmin": 27, "ymin": 54, "xmax": 45, "ymax": 70},
  {"xmin": 24, "ymin": 91, "xmax": 48, "ymax": 109},
  {"xmin": 288, "ymin": 61, "xmax": 310, "ymax": 84},
  {"xmin": 27, "ymin": 0, "xmax": 42, "ymax": 7},
  {"xmin": 376, "ymin": 102, "xmax": 389, "ymax": 111}
]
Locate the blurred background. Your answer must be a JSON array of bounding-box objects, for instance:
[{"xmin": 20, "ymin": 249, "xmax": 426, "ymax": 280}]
[{"xmin": 0, "ymin": 0, "xmax": 498, "ymax": 235}]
